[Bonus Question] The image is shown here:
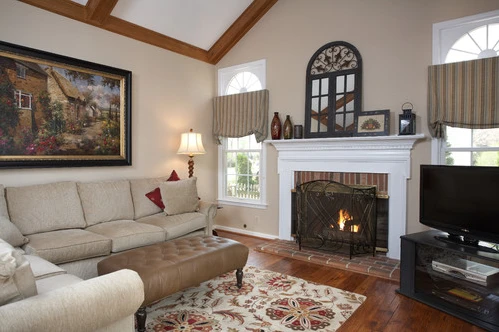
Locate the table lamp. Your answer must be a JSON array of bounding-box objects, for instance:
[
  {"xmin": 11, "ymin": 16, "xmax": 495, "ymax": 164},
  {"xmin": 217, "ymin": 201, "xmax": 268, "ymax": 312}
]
[{"xmin": 177, "ymin": 129, "xmax": 206, "ymax": 177}]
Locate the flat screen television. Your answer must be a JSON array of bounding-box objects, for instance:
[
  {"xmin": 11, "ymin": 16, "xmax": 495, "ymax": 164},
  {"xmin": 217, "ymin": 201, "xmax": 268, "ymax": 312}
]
[{"xmin": 420, "ymin": 164, "xmax": 499, "ymax": 251}]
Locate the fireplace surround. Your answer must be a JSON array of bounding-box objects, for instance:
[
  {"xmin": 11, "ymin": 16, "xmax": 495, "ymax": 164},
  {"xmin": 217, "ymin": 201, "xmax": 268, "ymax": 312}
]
[{"xmin": 268, "ymin": 134, "xmax": 424, "ymax": 259}]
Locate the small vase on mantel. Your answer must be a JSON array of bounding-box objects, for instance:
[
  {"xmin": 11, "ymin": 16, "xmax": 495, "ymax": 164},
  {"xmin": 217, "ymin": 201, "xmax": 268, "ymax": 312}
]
[
  {"xmin": 283, "ymin": 115, "xmax": 293, "ymax": 139},
  {"xmin": 271, "ymin": 112, "xmax": 282, "ymax": 140}
]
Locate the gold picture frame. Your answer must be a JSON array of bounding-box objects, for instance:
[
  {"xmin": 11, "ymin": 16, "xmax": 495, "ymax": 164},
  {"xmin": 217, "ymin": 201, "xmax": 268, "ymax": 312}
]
[{"xmin": 0, "ymin": 41, "xmax": 131, "ymax": 168}]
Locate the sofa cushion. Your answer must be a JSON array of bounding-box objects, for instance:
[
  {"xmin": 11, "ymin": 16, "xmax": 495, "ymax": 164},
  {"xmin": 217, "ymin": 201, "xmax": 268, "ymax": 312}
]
[
  {"xmin": 0, "ymin": 239, "xmax": 37, "ymax": 305},
  {"xmin": 159, "ymin": 177, "xmax": 199, "ymax": 215},
  {"xmin": 24, "ymin": 255, "xmax": 67, "ymax": 280},
  {"xmin": 78, "ymin": 180, "xmax": 135, "ymax": 226},
  {"xmin": 86, "ymin": 220, "xmax": 165, "ymax": 253},
  {"xmin": 137, "ymin": 212, "xmax": 206, "ymax": 240},
  {"xmin": 35, "ymin": 273, "xmax": 83, "ymax": 295},
  {"xmin": 130, "ymin": 176, "xmax": 168, "ymax": 219},
  {"xmin": 0, "ymin": 184, "xmax": 9, "ymax": 218},
  {"xmin": 24, "ymin": 229, "xmax": 111, "ymax": 265},
  {"xmin": 6, "ymin": 182, "xmax": 86, "ymax": 235},
  {"xmin": 0, "ymin": 216, "xmax": 28, "ymax": 247}
]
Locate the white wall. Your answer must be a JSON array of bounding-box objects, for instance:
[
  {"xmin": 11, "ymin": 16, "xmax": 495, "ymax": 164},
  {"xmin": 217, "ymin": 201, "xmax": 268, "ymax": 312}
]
[
  {"xmin": 0, "ymin": 1, "xmax": 217, "ymax": 201},
  {"xmin": 215, "ymin": 0, "xmax": 499, "ymax": 237}
]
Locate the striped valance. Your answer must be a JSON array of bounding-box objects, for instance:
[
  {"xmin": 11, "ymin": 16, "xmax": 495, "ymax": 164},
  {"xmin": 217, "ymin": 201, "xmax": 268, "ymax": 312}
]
[
  {"xmin": 213, "ymin": 89, "xmax": 269, "ymax": 144},
  {"xmin": 427, "ymin": 56, "xmax": 499, "ymax": 138}
]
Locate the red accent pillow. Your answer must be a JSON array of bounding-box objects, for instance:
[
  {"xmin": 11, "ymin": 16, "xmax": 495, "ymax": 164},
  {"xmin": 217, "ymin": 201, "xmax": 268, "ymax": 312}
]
[
  {"xmin": 167, "ymin": 170, "xmax": 180, "ymax": 181},
  {"xmin": 145, "ymin": 170, "xmax": 181, "ymax": 209},
  {"xmin": 145, "ymin": 187, "xmax": 165, "ymax": 209}
]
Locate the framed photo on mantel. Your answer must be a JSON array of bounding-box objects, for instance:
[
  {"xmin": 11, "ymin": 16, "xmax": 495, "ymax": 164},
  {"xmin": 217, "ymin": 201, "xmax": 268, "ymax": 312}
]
[
  {"xmin": 0, "ymin": 41, "xmax": 132, "ymax": 168},
  {"xmin": 355, "ymin": 109, "xmax": 390, "ymax": 136}
]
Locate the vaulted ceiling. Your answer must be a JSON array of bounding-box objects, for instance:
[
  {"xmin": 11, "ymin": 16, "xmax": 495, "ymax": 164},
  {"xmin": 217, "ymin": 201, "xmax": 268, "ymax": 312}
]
[{"xmin": 18, "ymin": 0, "xmax": 278, "ymax": 64}]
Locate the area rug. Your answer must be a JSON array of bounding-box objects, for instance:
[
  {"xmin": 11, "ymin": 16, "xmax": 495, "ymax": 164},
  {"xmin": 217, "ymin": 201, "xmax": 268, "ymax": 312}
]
[{"xmin": 145, "ymin": 265, "xmax": 366, "ymax": 331}]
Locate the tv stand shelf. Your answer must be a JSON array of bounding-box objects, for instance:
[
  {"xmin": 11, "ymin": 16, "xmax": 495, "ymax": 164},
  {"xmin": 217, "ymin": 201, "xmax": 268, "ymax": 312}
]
[{"xmin": 399, "ymin": 230, "xmax": 499, "ymax": 331}]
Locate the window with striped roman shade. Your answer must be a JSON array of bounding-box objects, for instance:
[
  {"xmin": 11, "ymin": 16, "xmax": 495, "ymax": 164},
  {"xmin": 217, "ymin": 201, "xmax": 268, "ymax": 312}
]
[
  {"xmin": 427, "ymin": 56, "xmax": 499, "ymax": 138},
  {"xmin": 212, "ymin": 89, "xmax": 269, "ymax": 144}
]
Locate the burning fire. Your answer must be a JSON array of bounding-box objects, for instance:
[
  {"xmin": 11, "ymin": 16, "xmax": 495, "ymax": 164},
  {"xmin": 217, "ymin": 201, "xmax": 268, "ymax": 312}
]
[{"xmin": 337, "ymin": 209, "xmax": 359, "ymax": 232}]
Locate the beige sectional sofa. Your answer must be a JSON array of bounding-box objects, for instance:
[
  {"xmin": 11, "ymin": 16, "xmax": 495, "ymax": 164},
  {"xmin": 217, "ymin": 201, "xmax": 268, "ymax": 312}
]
[
  {"xmin": 0, "ymin": 175, "xmax": 217, "ymax": 331},
  {"xmin": 0, "ymin": 237, "xmax": 144, "ymax": 332}
]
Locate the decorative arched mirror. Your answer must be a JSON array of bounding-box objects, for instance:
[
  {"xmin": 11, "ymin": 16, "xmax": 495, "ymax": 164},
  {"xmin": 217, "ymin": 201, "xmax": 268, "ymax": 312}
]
[{"xmin": 305, "ymin": 41, "xmax": 362, "ymax": 137}]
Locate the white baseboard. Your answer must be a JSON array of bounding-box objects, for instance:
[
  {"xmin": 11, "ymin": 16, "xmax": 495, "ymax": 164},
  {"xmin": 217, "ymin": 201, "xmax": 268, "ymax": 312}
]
[{"xmin": 214, "ymin": 225, "xmax": 278, "ymax": 240}]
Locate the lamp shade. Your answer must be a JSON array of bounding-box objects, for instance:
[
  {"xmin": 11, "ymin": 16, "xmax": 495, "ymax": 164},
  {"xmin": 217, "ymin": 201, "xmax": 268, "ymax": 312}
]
[{"xmin": 177, "ymin": 129, "xmax": 206, "ymax": 156}]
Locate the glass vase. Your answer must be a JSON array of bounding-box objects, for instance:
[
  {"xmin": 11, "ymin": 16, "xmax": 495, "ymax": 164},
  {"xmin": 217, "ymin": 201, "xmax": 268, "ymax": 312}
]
[{"xmin": 283, "ymin": 115, "xmax": 293, "ymax": 139}]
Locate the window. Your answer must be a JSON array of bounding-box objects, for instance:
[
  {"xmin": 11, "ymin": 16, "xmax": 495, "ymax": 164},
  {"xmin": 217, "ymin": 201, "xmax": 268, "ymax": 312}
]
[
  {"xmin": 14, "ymin": 90, "xmax": 32, "ymax": 109},
  {"xmin": 432, "ymin": 10, "xmax": 499, "ymax": 166},
  {"xmin": 218, "ymin": 59, "xmax": 266, "ymax": 96},
  {"xmin": 16, "ymin": 63, "xmax": 27, "ymax": 79},
  {"xmin": 217, "ymin": 59, "xmax": 267, "ymax": 208}
]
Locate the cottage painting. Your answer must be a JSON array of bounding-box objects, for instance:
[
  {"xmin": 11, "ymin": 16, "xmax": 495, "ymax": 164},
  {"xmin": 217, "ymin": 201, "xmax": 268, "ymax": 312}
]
[{"xmin": 0, "ymin": 41, "xmax": 131, "ymax": 168}]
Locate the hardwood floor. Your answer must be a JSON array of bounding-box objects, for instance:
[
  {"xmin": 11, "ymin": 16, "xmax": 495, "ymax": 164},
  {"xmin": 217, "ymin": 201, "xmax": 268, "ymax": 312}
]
[{"xmin": 218, "ymin": 231, "xmax": 486, "ymax": 332}]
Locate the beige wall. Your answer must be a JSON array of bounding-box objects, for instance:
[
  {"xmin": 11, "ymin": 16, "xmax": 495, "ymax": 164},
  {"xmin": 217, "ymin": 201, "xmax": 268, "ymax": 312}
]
[
  {"xmin": 0, "ymin": 1, "xmax": 217, "ymax": 201},
  {"xmin": 1, "ymin": 0, "xmax": 498, "ymax": 242},
  {"xmin": 215, "ymin": 0, "xmax": 499, "ymax": 237}
]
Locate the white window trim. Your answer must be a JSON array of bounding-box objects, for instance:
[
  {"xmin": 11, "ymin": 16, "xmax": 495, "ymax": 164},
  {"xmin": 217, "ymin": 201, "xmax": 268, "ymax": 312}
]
[
  {"xmin": 217, "ymin": 140, "xmax": 267, "ymax": 209},
  {"xmin": 431, "ymin": 10, "xmax": 499, "ymax": 165},
  {"xmin": 15, "ymin": 90, "xmax": 32, "ymax": 110},
  {"xmin": 218, "ymin": 59, "xmax": 266, "ymax": 96},
  {"xmin": 432, "ymin": 9, "xmax": 499, "ymax": 65},
  {"xmin": 217, "ymin": 59, "xmax": 267, "ymax": 208}
]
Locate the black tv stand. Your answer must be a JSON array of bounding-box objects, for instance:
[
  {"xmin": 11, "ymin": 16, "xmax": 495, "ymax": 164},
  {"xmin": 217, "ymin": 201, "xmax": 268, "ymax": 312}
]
[
  {"xmin": 399, "ymin": 230, "xmax": 499, "ymax": 331},
  {"xmin": 435, "ymin": 235, "xmax": 499, "ymax": 254}
]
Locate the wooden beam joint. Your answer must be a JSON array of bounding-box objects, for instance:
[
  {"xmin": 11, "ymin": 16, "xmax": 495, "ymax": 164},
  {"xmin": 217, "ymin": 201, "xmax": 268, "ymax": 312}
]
[{"xmin": 85, "ymin": 0, "xmax": 118, "ymax": 25}]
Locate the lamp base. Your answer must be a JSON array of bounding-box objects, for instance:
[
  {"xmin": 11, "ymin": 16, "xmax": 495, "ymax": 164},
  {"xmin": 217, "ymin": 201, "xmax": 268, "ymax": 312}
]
[{"xmin": 188, "ymin": 156, "xmax": 194, "ymax": 178}]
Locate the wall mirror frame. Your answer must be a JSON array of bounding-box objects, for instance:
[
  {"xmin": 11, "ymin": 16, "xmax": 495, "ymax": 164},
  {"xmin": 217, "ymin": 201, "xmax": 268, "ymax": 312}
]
[{"xmin": 305, "ymin": 41, "xmax": 363, "ymax": 138}]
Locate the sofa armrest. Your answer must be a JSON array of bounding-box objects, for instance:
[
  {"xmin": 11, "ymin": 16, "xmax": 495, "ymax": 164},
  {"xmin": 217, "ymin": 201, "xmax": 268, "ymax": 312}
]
[
  {"xmin": 0, "ymin": 269, "xmax": 144, "ymax": 332},
  {"xmin": 199, "ymin": 201, "xmax": 218, "ymax": 235}
]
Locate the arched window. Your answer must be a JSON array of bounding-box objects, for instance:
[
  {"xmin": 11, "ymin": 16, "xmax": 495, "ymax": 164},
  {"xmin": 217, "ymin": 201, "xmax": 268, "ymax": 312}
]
[
  {"xmin": 225, "ymin": 72, "xmax": 263, "ymax": 95},
  {"xmin": 216, "ymin": 60, "xmax": 267, "ymax": 208},
  {"xmin": 445, "ymin": 23, "xmax": 499, "ymax": 63},
  {"xmin": 433, "ymin": 10, "xmax": 499, "ymax": 166}
]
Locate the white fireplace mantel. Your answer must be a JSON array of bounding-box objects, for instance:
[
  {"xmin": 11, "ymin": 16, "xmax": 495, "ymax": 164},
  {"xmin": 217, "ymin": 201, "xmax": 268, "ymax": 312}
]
[{"xmin": 267, "ymin": 134, "xmax": 425, "ymax": 259}]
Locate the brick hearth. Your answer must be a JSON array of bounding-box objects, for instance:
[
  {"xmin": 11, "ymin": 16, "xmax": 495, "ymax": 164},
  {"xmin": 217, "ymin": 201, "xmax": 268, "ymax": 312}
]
[{"xmin": 255, "ymin": 239, "xmax": 400, "ymax": 281}]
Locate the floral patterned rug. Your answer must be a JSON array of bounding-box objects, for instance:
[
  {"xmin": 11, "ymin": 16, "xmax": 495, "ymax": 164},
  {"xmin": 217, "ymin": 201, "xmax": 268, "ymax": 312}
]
[{"xmin": 145, "ymin": 266, "xmax": 366, "ymax": 331}]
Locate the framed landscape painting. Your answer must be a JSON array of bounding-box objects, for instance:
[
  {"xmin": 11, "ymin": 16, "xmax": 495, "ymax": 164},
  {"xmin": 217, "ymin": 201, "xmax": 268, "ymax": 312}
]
[{"xmin": 0, "ymin": 41, "xmax": 131, "ymax": 168}]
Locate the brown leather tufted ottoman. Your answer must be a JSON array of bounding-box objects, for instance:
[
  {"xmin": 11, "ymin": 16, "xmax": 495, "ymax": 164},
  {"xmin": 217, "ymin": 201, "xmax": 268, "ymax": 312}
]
[{"xmin": 97, "ymin": 235, "xmax": 249, "ymax": 332}]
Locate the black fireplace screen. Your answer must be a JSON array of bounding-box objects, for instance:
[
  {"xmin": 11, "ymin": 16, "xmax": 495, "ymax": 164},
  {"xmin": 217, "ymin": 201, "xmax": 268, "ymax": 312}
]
[{"xmin": 296, "ymin": 180, "xmax": 377, "ymax": 258}]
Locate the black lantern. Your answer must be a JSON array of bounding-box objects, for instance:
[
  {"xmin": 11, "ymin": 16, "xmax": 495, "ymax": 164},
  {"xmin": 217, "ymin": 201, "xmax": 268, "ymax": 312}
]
[{"xmin": 399, "ymin": 102, "xmax": 416, "ymax": 135}]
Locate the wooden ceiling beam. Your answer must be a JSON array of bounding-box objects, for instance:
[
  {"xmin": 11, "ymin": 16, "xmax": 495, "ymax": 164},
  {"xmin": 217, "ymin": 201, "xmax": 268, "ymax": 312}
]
[
  {"xmin": 104, "ymin": 16, "xmax": 209, "ymax": 63},
  {"xmin": 208, "ymin": 0, "xmax": 278, "ymax": 64},
  {"xmin": 18, "ymin": 0, "xmax": 209, "ymax": 62},
  {"xmin": 19, "ymin": 0, "xmax": 86, "ymax": 21},
  {"xmin": 85, "ymin": 0, "xmax": 119, "ymax": 25},
  {"xmin": 18, "ymin": 0, "xmax": 278, "ymax": 65}
]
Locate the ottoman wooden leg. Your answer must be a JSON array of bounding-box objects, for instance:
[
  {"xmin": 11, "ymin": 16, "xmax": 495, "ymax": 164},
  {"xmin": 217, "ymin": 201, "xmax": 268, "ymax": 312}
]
[
  {"xmin": 136, "ymin": 307, "xmax": 147, "ymax": 332},
  {"xmin": 236, "ymin": 268, "xmax": 243, "ymax": 288}
]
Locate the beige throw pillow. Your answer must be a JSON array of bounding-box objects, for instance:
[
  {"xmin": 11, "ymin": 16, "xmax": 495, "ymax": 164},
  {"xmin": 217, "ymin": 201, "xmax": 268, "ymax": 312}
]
[
  {"xmin": 159, "ymin": 177, "xmax": 199, "ymax": 215},
  {"xmin": 0, "ymin": 216, "xmax": 28, "ymax": 247},
  {"xmin": 0, "ymin": 240, "xmax": 37, "ymax": 305}
]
